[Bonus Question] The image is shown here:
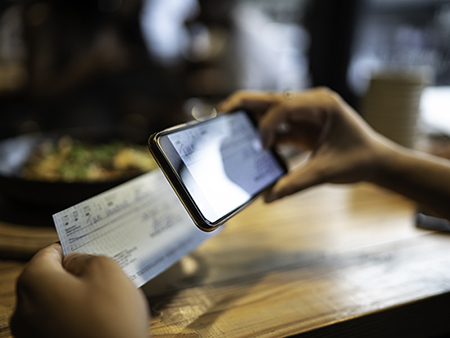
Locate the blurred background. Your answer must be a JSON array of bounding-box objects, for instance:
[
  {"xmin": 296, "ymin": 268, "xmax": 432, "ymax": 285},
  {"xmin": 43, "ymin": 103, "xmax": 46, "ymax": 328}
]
[{"xmin": 1, "ymin": 0, "xmax": 450, "ymax": 144}]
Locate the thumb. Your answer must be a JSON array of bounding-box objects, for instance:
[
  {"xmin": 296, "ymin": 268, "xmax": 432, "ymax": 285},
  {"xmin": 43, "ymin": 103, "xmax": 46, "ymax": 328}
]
[
  {"xmin": 63, "ymin": 252, "xmax": 99, "ymax": 276},
  {"xmin": 63, "ymin": 252, "xmax": 125, "ymax": 283},
  {"xmin": 264, "ymin": 158, "xmax": 327, "ymax": 202}
]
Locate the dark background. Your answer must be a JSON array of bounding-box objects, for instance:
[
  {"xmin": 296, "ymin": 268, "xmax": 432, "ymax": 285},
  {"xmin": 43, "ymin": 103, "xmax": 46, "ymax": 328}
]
[{"xmin": 1, "ymin": 0, "xmax": 449, "ymax": 142}]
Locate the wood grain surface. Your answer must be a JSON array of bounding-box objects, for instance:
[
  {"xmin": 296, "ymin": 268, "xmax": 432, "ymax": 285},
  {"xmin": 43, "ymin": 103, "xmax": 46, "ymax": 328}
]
[{"xmin": 2, "ymin": 182, "xmax": 450, "ymax": 337}]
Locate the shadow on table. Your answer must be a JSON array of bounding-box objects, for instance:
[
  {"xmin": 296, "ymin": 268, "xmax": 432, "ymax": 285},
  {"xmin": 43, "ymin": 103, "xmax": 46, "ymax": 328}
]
[{"xmin": 141, "ymin": 246, "xmax": 323, "ymax": 333}]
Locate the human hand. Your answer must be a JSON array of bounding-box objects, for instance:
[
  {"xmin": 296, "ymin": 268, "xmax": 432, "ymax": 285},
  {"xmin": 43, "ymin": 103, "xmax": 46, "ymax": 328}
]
[
  {"xmin": 219, "ymin": 88, "xmax": 392, "ymax": 201},
  {"xmin": 10, "ymin": 244, "xmax": 149, "ymax": 338}
]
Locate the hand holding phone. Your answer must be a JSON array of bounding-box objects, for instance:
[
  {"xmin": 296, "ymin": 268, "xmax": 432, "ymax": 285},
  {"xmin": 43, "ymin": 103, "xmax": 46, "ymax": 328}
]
[{"xmin": 148, "ymin": 110, "xmax": 287, "ymax": 231}]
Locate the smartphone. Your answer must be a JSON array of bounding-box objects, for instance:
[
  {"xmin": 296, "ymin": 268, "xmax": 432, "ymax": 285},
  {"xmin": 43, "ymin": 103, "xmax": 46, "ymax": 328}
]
[{"xmin": 148, "ymin": 110, "xmax": 287, "ymax": 231}]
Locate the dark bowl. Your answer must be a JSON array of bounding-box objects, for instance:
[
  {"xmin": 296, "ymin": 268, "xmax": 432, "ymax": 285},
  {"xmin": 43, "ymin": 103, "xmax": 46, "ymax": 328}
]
[{"xmin": 0, "ymin": 127, "xmax": 151, "ymax": 210}]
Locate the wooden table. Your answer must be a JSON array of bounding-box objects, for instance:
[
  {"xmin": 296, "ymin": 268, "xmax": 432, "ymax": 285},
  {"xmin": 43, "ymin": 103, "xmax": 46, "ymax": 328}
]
[{"xmin": 1, "ymin": 181, "xmax": 450, "ymax": 337}]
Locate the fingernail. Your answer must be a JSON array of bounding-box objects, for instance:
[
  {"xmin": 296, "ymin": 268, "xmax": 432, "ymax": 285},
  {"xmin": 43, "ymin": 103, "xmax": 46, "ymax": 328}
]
[{"xmin": 63, "ymin": 252, "xmax": 81, "ymax": 263}]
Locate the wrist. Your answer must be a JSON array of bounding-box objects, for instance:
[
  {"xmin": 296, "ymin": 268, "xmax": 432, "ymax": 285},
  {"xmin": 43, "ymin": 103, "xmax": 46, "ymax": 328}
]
[
  {"xmin": 365, "ymin": 134, "xmax": 409, "ymax": 187},
  {"xmin": 366, "ymin": 135, "xmax": 450, "ymax": 214}
]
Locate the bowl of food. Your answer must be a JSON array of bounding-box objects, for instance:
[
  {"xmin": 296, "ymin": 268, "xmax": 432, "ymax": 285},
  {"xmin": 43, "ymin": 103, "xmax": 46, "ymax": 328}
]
[{"xmin": 0, "ymin": 127, "xmax": 157, "ymax": 209}]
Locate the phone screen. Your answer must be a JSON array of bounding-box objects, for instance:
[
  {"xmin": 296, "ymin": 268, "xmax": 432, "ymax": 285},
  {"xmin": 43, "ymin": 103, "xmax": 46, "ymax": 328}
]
[{"xmin": 155, "ymin": 110, "xmax": 286, "ymax": 226}]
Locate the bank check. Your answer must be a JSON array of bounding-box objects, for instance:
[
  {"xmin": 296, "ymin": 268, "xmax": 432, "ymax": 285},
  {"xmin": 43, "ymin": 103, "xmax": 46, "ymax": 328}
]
[{"xmin": 53, "ymin": 169, "xmax": 217, "ymax": 288}]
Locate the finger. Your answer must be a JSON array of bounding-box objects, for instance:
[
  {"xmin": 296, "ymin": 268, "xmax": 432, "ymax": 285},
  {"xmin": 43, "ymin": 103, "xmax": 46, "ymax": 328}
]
[
  {"xmin": 258, "ymin": 103, "xmax": 293, "ymax": 148},
  {"xmin": 63, "ymin": 252, "xmax": 125, "ymax": 283},
  {"xmin": 258, "ymin": 96, "xmax": 328, "ymax": 149},
  {"xmin": 273, "ymin": 125, "xmax": 323, "ymax": 150},
  {"xmin": 24, "ymin": 243, "xmax": 65, "ymax": 275},
  {"xmin": 264, "ymin": 159, "xmax": 328, "ymax": 202},
  {"xmin": 32, "ymin": 242, "xmax": 63, "ymax": 262},
  {"xmin": 15, "ymin": 244, "xmax": 68, "ymax": 294},
  {"xmin": 11, "ymin": 244, "xmax": 67, "ymax": 336},
  {"xmin": 217, "ymin": 91, "xmax": 280, "ymax": 113},
  {"xmin": 63, "ymin": 252, "xmax": 97, "ymax": 276}
]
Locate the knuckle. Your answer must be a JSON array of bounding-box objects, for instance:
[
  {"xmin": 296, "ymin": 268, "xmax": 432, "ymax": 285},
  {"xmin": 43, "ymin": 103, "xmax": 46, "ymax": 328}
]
[
  {"xmin": 315, "ymin": 86, "xmax": 332, "ymax": 93},
  {"xmin": 312, "ymin": 87, "xmax": 345, "ymax": 114},
  {"xmin": 313, "ymin": 86, "xmax": 340, "ymax": 101},
  {"xmin": 233, "ymin": 90, "xmax": 250, "ymax": 101}
]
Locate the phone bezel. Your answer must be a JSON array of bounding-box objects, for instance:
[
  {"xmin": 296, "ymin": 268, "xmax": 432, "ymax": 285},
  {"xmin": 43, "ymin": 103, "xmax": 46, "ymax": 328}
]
[{"xmin": 148, "ymin": 111, "xmax": 287, "ymax": 232}]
